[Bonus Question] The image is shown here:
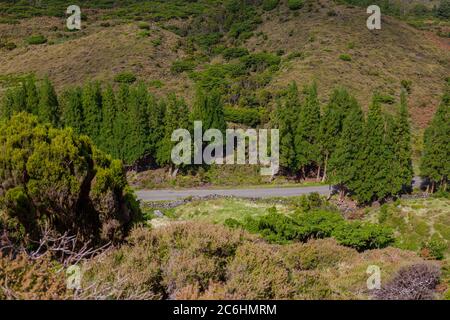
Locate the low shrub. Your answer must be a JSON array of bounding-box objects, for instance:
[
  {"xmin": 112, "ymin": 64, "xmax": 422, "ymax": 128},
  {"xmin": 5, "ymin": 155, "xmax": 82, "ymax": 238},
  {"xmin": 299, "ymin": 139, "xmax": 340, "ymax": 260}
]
[
  {"xmin": 227, "ymin": 207, "xmax": 394, "ymax": 251},
  {"xmin": 222, "ymin": 47, "xmax": 249, "ymax": 60},
  {"xmin": 137, "ymin": 22, "xmax": 150, "ymax": 30},
  {"xmin": 420, "ymin": 239, "xmax": 447, "ymax": 260},
  {"xmin": 170, "ymin": 59, "xmax": 196, "ymax": 74},
  {"xmin": 339, "ymin": 54, "xmax": 352, "ymax": 62},
  {"xmin": 114, "ymin": 71, "xmax": 137, "ymax": 84},
  {"xmin": 26, "ymin": 34, "xmax": 47, "ymax": 45},
  {"xmin": 331, "ymin": 222, "xmax": 395, "ymax": 252},
  {"xmin": 223, "ymin": 106, "xmax": 262, "ymax": 126},
  {"xmin": 262, "ymin": 0, "xmax": 279, "ymax": 11},
  {"xmin": 287, "ymin": 0, "xmax": 304, "ymax": 10}
]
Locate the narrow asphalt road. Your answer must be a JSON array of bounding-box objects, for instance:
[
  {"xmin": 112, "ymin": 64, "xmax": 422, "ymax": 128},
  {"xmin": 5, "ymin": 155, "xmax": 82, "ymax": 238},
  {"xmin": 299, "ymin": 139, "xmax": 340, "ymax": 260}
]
[{"xmin": 135, "ymin": 177, "xmax": 423, "ymax": 201}]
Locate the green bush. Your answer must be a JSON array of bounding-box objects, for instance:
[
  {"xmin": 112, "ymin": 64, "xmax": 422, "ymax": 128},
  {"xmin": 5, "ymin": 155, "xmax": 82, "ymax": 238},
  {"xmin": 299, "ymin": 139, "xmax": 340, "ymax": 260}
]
[
  {"xmin": 262, "ymin": 0, "xmax": 279, "ymax": 11},
  {"xmin": 170, "ymin": 59, "xmax": 196, "ymax": 74},
  {"xmin": 287, "ymin": 0, "xmax": 304, "ymax": 10},
  {"xmin": 339, "ymin": 54, "xmax": 352, "ymax": 62},
  {"xmin": 229, "ymin": 206, "xmax": 394, "ymax": 251},
  {"xmin": 114, "ymin": 71, "xmax": 137, "ymax": 84},
  {"xmin": 436, "ymin": 0, "xmax": 450, "ymax": 19},
  {"xmin": 0, "ymin": 113, "xmax": 141, "ymax": 247},
  {"xmin": 421, "ymin": 239, "xmax": 447, "ymax": 260},
  {"xmin": 0, "ymin": 41, "xmax": 16, "ymax": 50},
  {"xmin": 137, "ymin": 21, "xmax": 150, "ymax": 30},
  {"xmin": 222, "ymin": 47, "xmax": 249, "ymax": 60},
  {"xmin": 331, "ymin": 222, "xmax": 394, "ymax": 251},
  {"xmin": 26, "ymin": 35, "xmax": 47, "ymax": 45},
  {"xmin": 240, "ymin": 52, "xmax": 281, "ymax": 72},
  {"xmin": 224, "ymin": 106, "xmax": 261, "ymax": 126}
]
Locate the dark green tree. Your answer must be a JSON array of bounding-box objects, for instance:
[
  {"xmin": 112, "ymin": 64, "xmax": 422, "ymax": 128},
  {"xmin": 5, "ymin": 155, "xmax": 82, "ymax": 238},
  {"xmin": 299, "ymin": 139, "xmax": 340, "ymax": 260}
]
[
  {"xmin": 394, "ymin": 91, "xmax": 414, "ymax": 191},
  {"xmin": 113, "ymin": 84, "xmax": 130, "ymax": 161},
  {"xmin": 81, "ymin": 81, "xmax": 102, "ymax": 143},
  {"xmin": 125, "ymin": 82, "xmax": 151, "ymax": 165},
  {"xmin": 60, "ymin": 87, "xmax": 84, "ymax": 134},
  {"xmin": 37, "ymin": 76, "xmax": 59, "ymax": 126},
  {"xmin": 328, "ymin": 98, "xmax": 365, "ymax": 199},
  {"xmin": 295, "ymin": 82, "xmax": 321, "ymax": 179},
  {"xmin": 320, "ymin": 88, "xmax": 353, "ymax": 181},
  {"xmin": 99, "ymin": 84, "xmax": 117, "ymax": 156},
  {"xmin": 272, "ymin": 82, "xmax": 300, "ymax": 173},
  {"xmin": 420, "ymin": 83, "xmax": 450, "ymax": 192},
  {"xmin": 157, "ymin": 94, "xmax": 190, "ymax": 172},
  {"xmin": 358, "ymin": 97, "xmax": 389, "ymax": 203},
  {"xmin": 23, "ymin": 76, "xmax": 39, "ymax": 114},
  {"xmin": 148, "ymin": 96, "xmax": 166, "ymax": 158}
]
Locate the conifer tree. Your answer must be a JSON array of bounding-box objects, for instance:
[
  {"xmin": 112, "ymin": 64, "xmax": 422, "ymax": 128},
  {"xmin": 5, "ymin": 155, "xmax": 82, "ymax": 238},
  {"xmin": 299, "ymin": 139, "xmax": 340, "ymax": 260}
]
[
  {"xmin": 320, "ymin": 88, "xmax": 353, "ymax": 181},
  {"xmin": 191, "ymin": 88, "xmax": 226, "ymax": 133},
  {"xmin": 125, "ymin": 82, "xmax": 150, "ymax": 164},
  {"xmin": 420, "ymin": 82, "xmax": 450, "ymax": 192},
  {"xmin": 23, "ymin": 76, "xmax": 39, "ymax": 114},
  {"xmin": 148, "ymin": 95, "xmax": 166, "ymax": 158},
  {"xmin": 384, "ymin": 114, "xmax": 404, "ymax": 197},
  {"xmin": 394, "ymin": 91, "xmax": 414, "ymax": 190},
  {"xmin": 60, "ymin": 87, "xmax": 84, "ymax": 134},
  {"xmin": 113, "ymin": 84, "xmax": 130, "ymax": 161},
  {"xmin": 1, "ymin": 89, "xmax": 15, "ymax": 119},
  {"xmin": 81, "ymin": 81, "xmax": 102, "ymax": 144},
  {"xmin": 157, "ymin": 94, "xmax": 190, "ymax": 171},
  {"xmin": 99, "ymin": 84, "xmax": 116, "ymax": 156},
  {"xmin": 37, "ymin": 76, "xmax": 59, "ymax": 126},
  {"xmin": 295, "ymin": 82, "xmax": 321, "ymax": 179},
  {"xmin": 328, "ymin": 97, "xmax": 365, "ymax": 199},
  {"xmin": 272, "ymin": 82, "xmax": 300, "ymax": 173},
  {"xmin": 359, "ymin": 97, "xmax": 389, "ymax": 203}
]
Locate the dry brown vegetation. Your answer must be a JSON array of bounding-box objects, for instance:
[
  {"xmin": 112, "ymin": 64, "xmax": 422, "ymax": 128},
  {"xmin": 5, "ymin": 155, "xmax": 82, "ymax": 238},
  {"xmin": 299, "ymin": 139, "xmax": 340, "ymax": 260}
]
[{"xmin": 78, "ymin": 222, "xmax": 436, "ymax": 300}]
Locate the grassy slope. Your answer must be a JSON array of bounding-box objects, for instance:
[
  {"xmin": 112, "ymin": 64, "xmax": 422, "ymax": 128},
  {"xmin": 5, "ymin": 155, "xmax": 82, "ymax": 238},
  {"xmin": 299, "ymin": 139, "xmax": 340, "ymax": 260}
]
[{"xmin": 0, "ymin": 0, "xmax": 448, "ymax": 128}]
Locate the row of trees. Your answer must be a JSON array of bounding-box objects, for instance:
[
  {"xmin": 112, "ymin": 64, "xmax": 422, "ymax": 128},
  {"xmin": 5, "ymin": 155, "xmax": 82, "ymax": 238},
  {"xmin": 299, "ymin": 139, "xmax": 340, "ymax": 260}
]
[
  {"xmin": 0, "ymin": 77, "xmax": 226, "ymax": 169},
  {"xmin": 273, "ymin": 82, "xmax": 415, "ymax": 203},
  {"xmin": 1, "ymin": 76, "xmax": 448, "ymax": 203}
]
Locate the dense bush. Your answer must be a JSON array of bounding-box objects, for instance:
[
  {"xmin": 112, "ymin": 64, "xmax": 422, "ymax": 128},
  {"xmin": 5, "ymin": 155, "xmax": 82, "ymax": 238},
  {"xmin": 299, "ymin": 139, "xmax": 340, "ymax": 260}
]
[
  {"xmin": 26, "ymin": 34, "xmax": 47, "ymax": 45},
  {"xmin": 421, "ymin": 239, "xmax": 447, "ymax": 260},
  {"xmin": 339, "ymin": 53, "xmax": 352, "ymax": 62},
  {"xmin": 222, "ymin": 47, "xmax": 249, "ymax": 60},
  {"xmin": 287, "ymin": 0, "xmax": 304, "ymax": 10},
  {"xmin": 240, "ymin": 52, "xmax": 281, "ymax": 72},
  {"xmin": 0, "ymin": 113, "xmax": 141, "ymax": 247},
  {"xmin": 374, "ymin": 263, "xmax": 441, "ymax": 300},
  {"xmin": 262, "ymin": 0, "xmax": 279, "ymax": 11},
  {"xmin": 226, "ymin": 207, "xmax": 394, "ymax": 250},
  {"xmin": 223, "ymin": 106, "xmax": 262, "ymax": 126},
  {"xmin": 436, "ymin": 0, "xmax": 450, "ymax": 19},
  {"xmin": 113, "ymin": 72, "xmax": 137, "ymax": 84},
  {"xmin": 331, "ymin": 222, "xmax": 395, "ymax": 252},
  {"xmin": 170, "ymin": 59, "xmax": 197, "ymax": 74}
]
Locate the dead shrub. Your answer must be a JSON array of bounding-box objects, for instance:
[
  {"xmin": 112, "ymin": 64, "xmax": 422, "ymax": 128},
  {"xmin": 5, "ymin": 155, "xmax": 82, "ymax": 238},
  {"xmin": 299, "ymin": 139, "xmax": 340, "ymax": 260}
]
[
  {"xmin": 0, "ymin": 252, "xmax": 69, "ymax": 300},
  {"xmin": 374, "ymin": 263, "xmax": 441, "ymax": 300}
]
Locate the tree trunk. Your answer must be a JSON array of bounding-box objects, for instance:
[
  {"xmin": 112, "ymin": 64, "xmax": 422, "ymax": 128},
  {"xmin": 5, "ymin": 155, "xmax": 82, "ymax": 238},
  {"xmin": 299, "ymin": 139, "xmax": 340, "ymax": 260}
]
[
  {"xmin": 316, "ymin": 165, "xmax": 321, "ymax": 182},
  {"xmin": 321, "ymin": 154, "xmax": 328, "ymax": 183}
]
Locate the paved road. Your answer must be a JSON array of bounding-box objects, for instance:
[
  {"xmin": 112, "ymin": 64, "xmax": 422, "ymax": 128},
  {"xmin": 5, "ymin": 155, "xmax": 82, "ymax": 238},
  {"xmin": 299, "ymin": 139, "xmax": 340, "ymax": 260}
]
[
  {"xmin": 135, "ymin": 177, "xmax": 423, "ymax": 201},
  {"xmin": 135, "ymin": 185, "xmax": 331, "ymax": 201}
]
